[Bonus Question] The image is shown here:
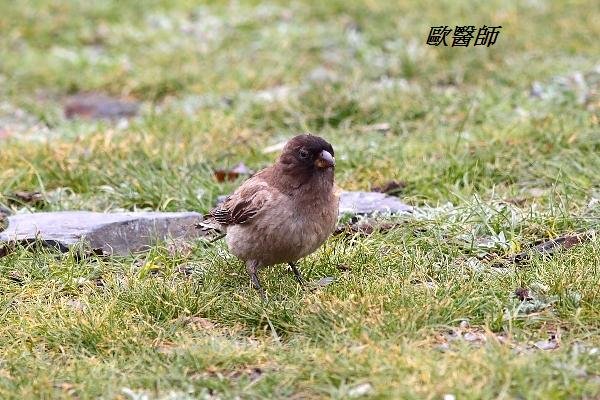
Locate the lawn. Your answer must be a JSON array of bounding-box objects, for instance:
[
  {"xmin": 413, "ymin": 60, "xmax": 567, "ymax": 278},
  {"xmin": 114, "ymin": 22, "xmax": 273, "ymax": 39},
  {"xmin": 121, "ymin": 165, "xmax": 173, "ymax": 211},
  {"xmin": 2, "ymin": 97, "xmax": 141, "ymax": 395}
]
[{"xmin": 0, "ymin": 0, "xmax": 599, "ymax": 398}]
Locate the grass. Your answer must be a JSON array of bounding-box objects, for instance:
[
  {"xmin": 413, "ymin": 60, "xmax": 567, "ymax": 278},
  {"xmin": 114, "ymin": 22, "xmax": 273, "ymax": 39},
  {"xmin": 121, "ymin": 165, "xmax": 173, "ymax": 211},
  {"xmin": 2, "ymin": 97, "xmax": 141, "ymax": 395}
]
[{"xmin": 1, "ymin": 0, "xmax": 600, "ymax": 398}]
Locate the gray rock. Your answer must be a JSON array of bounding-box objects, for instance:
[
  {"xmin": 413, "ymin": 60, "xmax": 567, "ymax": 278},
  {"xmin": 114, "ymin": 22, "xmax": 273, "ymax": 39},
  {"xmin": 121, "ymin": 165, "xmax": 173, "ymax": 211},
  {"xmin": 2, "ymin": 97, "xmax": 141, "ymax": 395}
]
[
  {"xmin": 0, "ymin": 211, "xmax": 203, "ymax": 255},
  {"xmin": 339, "ymin": 191, "xmax": 413, "ymax": 215}
]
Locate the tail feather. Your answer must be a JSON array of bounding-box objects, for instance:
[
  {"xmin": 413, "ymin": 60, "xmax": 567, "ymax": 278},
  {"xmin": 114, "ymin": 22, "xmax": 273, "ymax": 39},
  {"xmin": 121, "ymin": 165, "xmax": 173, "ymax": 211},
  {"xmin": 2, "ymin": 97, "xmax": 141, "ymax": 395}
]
[{"xmin": 196, "ymin": 215, "xmax": 226, "ymax": 242}]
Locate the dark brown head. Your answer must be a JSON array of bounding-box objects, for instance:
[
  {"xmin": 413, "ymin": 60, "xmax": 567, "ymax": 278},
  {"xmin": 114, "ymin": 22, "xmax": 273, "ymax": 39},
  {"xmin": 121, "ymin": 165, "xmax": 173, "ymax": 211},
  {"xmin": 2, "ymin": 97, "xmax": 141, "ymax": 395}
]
[
  {"xmin": 273, "ymin": 134, "xmax": 335, "ymax": 190},
  {"xmin": 279, "ymin": 134, "xmax": 334, "ymax": 172}
]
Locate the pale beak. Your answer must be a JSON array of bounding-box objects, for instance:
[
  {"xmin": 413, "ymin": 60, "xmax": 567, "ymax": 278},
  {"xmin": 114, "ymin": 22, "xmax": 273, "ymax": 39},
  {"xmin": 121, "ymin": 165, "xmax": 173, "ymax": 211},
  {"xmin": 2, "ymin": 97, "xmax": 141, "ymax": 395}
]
[{"xmin": 315, "ymin": 150, "xmax": 335, "ymax": 169}]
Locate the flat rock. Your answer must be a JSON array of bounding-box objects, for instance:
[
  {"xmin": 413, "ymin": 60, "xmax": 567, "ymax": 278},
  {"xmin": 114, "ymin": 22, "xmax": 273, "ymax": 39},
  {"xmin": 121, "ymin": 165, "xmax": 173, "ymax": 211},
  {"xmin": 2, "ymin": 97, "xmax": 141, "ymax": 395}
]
[
  {"xmin": 339, "ymin": 191, "xmax": 413, "ymax": 215},
  {"xmin": 0, "ymin": 211, "xmax": 203, "ymax": 255}
]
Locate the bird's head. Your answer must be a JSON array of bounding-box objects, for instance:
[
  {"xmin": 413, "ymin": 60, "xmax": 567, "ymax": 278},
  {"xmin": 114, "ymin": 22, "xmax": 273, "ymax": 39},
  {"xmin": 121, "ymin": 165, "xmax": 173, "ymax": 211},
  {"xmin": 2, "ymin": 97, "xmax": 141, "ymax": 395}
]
[{"xmin": 278, "ymin": 134, "xmax": 335, "ymax": 178}]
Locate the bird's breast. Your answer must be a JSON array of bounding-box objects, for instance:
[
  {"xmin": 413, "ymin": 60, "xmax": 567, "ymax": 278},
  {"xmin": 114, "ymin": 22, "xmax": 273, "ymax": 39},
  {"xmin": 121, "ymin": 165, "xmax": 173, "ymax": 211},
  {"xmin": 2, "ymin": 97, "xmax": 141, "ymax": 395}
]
[{"xmin": 226, "ymin": 191, "xmax": 338, "ymax": 267}]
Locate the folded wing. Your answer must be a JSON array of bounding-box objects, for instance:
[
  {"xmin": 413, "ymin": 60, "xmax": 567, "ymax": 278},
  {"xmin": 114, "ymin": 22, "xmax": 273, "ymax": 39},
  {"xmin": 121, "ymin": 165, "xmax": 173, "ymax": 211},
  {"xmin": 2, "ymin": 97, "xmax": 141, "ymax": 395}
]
[{"xmin": 210, "ymin": 176, "xmax": 272, "ymax": 227}]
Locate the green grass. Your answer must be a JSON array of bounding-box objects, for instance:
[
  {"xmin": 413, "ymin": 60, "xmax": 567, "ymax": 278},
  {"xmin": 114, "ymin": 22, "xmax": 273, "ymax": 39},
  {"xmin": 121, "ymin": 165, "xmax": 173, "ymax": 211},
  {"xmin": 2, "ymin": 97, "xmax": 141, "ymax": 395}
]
[{"xmin": 1, "ymin": 0, "xmax": 600, "ymax": 398}]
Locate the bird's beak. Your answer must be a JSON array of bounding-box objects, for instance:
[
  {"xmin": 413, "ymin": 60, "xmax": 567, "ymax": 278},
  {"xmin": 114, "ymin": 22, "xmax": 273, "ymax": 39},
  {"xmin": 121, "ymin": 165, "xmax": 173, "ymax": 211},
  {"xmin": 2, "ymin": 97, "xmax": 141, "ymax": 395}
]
[{"xmin": 315, "ymin": 150, "xmax": 335, "ymax": 169}]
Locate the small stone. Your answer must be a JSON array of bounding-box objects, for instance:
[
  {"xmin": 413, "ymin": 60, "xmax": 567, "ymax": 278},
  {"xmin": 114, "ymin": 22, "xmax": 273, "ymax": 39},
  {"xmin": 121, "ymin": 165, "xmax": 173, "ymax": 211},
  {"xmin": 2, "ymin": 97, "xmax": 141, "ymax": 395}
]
[
  {"xmin": 121, "ymin": 388, "xmax": 149, "ymax": 400},
  {"xmin": 348, "ymin": 383, "xmax": 373, "ymax": 398},
  {"xmin": 65, "ymin": 299, "xmax": 86, "ymax": 312},
  {"xmin": 74, "ymin": 277, "xmax": 87, "ymax": 286},
  {"xmin": 530, "ymin": 81, "xmax": 545, "ymax": 98},
  {"xmin": 534, "ymin": 339, "xmax": 559, "ymax": 350},
  {"xmin": 308, "ymin": 66, "xmax": 338, "ymax": 82},
  {"xmin": 312, "ymin": 276, "xmax": 335, "ymax": 287},
  {"xmin": 436, "ymin": 343, "xmax": 450, "ymax": 352},
  {"xmin": 463, "ymin": 331, "xmax": 485, "ymax": 343},
  {"xmin": 339, "ymin": 191, "xmax": 413, "ymax": 215}
]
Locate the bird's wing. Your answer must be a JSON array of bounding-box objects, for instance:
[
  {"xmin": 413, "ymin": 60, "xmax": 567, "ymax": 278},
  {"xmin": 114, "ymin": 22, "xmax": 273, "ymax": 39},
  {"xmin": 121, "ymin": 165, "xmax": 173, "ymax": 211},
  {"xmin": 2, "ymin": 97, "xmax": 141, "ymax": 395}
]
[{"xmin": 210, "ymin": 176, "xmax": 273, "ymax": 226}]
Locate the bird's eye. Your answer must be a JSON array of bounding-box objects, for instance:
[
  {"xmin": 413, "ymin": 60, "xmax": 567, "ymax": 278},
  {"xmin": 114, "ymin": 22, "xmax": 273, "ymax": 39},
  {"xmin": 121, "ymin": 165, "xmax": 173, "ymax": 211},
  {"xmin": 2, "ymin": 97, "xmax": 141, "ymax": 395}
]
[{"xmin": 299, "ymin": 148, "xmax": 309, "ymax": 159}]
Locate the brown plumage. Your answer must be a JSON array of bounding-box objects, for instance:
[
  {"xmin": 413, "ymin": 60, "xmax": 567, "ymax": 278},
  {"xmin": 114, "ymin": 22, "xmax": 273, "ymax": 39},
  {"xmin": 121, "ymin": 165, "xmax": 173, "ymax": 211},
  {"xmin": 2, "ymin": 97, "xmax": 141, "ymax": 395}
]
[{"xmin": 206, "ymin": 134, "xmax": 339, "ymax": 298}]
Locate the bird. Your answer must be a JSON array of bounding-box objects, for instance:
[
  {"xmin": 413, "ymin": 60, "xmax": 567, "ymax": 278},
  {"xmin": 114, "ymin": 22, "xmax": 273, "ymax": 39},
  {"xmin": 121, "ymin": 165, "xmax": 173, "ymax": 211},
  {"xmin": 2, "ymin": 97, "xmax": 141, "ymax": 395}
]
[{"xmin": 204, "ymin": 134, "xmax": 339, "ymax": 298}]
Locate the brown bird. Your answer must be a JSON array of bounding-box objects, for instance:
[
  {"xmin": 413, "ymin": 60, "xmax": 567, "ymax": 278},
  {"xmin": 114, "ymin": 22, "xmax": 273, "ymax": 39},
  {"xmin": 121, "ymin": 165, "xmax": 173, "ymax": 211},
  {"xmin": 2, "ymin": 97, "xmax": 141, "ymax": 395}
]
[{"xmin": 205, "ymin": 134, "xmax": 339, "ymax": 298}]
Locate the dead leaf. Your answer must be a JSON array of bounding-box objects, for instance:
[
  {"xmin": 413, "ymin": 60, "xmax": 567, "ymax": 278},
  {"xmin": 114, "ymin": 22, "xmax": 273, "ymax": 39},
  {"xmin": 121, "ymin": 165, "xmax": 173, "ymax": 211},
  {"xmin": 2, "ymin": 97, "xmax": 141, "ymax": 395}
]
[
  {"xmin": 8, "ymin": 270, "xmax": 25, "ymax": 284},
  {"xmin": 372, "ymin": 180, "xmax": 406, "ymax": 195},
  {"xmin": 0, "ymin": 244, "xmax": 15, "ymax": 258},
  {"xmin": 213, "ymin": 162, "xmax": 253, "ymax": 182},
  {"xmin": 175, "ymin": 263, "xmax": 196, "ymax": 277},
  {"xmin": 504, "ymin": 197, "xmax": 527, "ymax": 206},
  {"xmin": 336, "ymin": 264, "xmax": 351, "ymax": 272},
  {"xmin": 54, "ymin": 382, "xmax": 78, "ymax": 396},
  {"xmin": 229, "ymin": 367, "xmax": 264, "ymax": 382},
  {"xmin": 64, "ymin": 93, "xmax": 139, "ymax": 120},
  {"xmin": 493, "ymin": 231, "xmax": 594, "ymax": 267},
  {"xmin": 92, "ymin": 276, "xmax": 106, "ymax": 287},
  {"xmin": 9, "ymin": 191, "xmax": 44, "ymax": 205},
  {"xmin": 514, "ymin": 287, "xmax": 532, "ymax": 301}
]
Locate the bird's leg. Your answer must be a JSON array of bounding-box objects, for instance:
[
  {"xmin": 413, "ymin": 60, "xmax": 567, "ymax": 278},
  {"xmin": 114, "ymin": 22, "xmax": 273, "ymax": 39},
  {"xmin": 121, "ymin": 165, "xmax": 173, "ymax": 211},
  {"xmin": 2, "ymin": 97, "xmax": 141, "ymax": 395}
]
[
  {"xmin": 288, "ymin": 262, "xmax": 305, "ymax": 286},
  {"xmin": 246, "ymin": 260, "xmax": 266, "ymax": 300}
]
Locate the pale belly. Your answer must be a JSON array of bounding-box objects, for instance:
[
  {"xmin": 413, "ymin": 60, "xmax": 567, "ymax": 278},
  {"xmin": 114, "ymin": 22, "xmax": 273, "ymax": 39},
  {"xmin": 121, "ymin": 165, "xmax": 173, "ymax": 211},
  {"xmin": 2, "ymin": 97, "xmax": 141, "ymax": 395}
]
[{"xmin": 225, "ymin": 199, "xmax": 338, "ymax": 267}]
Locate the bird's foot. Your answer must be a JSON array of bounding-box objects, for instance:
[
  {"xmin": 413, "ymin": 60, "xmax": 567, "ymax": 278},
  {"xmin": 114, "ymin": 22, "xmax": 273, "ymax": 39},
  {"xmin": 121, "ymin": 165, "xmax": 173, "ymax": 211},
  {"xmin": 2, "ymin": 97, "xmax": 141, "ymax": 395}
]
[
  {"xmin": 247, "ymin": 261, "xmax": 267, "ymax": 301},
  {"xmin": 288, "ymin": 262, "xmax": 306, "ymax": 286}
]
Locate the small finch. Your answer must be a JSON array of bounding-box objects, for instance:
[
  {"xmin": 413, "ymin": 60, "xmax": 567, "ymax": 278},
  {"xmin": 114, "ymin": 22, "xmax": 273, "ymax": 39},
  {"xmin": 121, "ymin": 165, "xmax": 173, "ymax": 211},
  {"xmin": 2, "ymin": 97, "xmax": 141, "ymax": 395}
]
[{"xmin": 204, "ymin": 134, "xmax": 339, "ymax": 298}]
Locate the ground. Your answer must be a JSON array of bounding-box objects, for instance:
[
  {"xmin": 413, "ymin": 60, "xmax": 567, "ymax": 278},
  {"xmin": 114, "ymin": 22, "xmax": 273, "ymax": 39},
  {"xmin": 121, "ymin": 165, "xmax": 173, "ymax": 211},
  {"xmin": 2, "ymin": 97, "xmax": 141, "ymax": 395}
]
[{"xmin": 1, "ymin": 0, "xmax": 600, "ymax": 399}]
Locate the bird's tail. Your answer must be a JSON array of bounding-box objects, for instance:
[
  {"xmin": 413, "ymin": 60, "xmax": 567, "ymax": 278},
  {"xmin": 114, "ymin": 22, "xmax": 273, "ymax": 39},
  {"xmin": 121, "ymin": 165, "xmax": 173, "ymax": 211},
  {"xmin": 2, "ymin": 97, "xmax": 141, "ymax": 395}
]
[{"xmin": 195, "ymin": 216, "xmax": 226, "ymax": 243}]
